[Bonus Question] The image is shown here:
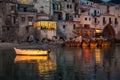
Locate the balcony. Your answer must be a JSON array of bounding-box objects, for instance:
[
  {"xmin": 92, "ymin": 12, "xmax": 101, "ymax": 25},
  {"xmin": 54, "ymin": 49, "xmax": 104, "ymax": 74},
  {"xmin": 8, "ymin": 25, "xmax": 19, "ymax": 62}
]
[
  {"xmin": 28, "ymin": 22, "xmax": 33, "ymax": 26},
  {"xmin": 11, "ymin": 10, "xmax": 15, "ymax": 14}
]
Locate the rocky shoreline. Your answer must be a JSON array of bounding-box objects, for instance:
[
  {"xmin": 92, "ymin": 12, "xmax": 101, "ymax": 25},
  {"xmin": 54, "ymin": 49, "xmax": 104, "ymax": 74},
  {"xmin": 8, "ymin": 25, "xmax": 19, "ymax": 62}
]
[
  {"xmin": 0, "ymin": 42, "xmax": 62, "ymax": 50},
  {"xmin": 0, "ymin": 42, "xmax": 119, "ymax": 50}
]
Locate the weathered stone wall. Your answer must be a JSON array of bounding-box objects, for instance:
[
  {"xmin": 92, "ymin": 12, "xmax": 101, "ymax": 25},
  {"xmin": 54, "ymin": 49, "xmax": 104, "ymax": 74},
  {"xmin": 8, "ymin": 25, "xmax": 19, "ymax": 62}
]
[{"xmin": 2, "ymin": 26, "xmax": 19, "ymax": 42}]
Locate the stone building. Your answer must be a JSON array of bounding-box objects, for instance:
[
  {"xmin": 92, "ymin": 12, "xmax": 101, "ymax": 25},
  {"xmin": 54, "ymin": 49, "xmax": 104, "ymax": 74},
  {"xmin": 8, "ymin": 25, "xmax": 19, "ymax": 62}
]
[
  {"xmin": 52, "ymin": 0, "xmax": 81, "ymax": 39},
  {"xmin": 34, "ymin": 7, "xmax": 57, "ymax": 41},
  {"xmin": 0, "ymin": 0, "xmax": 19, "ymax": 42},
  {"xmin": 16, "ymin": 3, "xmax": 37, "ymax": 42},
  {"xmin": 33, "ymin": 0, "xmax": 53, "ymax": 17}
]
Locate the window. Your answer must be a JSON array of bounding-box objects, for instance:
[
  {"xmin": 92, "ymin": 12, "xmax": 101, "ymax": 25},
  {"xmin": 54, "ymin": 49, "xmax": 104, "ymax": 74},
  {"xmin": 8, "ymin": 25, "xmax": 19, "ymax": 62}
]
[
  {"xmin": 70, "ymin": 5, "xmax": 72, "ymax": 8},
  {"xmin": 81, "ymin": 10, "xmax": 85, "ymax": 13},
  {"xmin": 53, "ymin": 3, "xmax": 55, "ymax": 10},
  {"xmin": 72, "ymin": 0, "xmax": 75, "ymax": 2},
  {"xmin": 109, "ymin": 17, "xmax": 112, "ymax": 24},
  {"xmin": 85, "ymin": 18, "xmax": 87, "ymax": 20},
  {"xmin": 94, "ymin": 10, "xmax": 97, "ymax": 16},
  {"xmin": 21, "ymin": 17, "xmax": 25, "ymax": 22},
  {"xmin": 84, "ymin": 24, "xmax": 90, "ymax": 28},
  {"xmin": 58, "ymin": 4, "xmax": 61, "ymax": 10},
  {"xmin": 28, "ymin": 17, "xmax": 33, "ymax": 22},
  {"xmin": 98, "ymin": 11, "xmax": 99, "ymax": 14},
  {"xmin": 7, "ymin": 27, "xmax": 10, "ymax": 31},
  {"xmin": 58, "ymin": 14, "xmax": 62, "ymax": 20},
  {"xmin": 89, "ymin": 18, "xmax": 91, "ymax": 21},
  {"xmin": 115, "ymin": 18, "xmax": 118, "ymax": 24},
  {"xmin": 24, "ymin": 8, "xmax": 27, "ymax": 12},
  {"xmin": 94, "ymin": 18, "xmax": 97, "ymax": 23},
  {"xmin": 103, "ymin": 17, "xmax": 106, "ymax": 24},
  {"xmin": 11, "ymin": 5, "xmax": 15, "ymax": 11},
  {"xmin": 73, "ymin": 24, "xmax": 76, "ymax": 30},
  {"xmin": 66, "ymin": 13, "xmax": 69, "ymax": 20},
  {"xmin": 63, "ymin": 25, "xmax": 66, "ymax": 29},
  {"xmin": 91, "ymin": 3, "xmax": 93, "ymax": 6},
  {"xmin": 67, "ymin": 4, "xmax": 69, "ymax": 8}
]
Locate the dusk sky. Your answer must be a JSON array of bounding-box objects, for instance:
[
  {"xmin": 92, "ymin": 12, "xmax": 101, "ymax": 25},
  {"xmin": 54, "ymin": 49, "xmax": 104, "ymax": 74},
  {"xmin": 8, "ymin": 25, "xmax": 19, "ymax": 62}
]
[
  {"xmin": 110, "ymin": 0, "xmax": 120, "ymax": 3},
  {"xmin": 90, "ymin": 0, "xmax": 120, "ymax": 3}
]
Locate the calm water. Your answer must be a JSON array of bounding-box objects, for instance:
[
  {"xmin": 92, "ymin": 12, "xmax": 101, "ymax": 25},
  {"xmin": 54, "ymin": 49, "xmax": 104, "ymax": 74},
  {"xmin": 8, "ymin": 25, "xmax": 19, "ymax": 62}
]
[{"xmin": 0, "ymin": 47, "xmax": 120, "ymax": 80}]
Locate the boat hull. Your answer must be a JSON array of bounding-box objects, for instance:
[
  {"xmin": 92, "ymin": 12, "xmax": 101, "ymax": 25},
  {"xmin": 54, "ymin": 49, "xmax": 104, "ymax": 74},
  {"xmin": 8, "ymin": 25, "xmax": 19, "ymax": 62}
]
[{"xmin": 14, "ymin": 48, "xmax": 49, "ymax": 56}]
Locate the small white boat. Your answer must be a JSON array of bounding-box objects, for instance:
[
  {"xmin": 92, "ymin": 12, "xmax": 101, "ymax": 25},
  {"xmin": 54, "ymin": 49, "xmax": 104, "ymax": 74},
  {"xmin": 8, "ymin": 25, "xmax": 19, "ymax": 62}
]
[{"xmin": 14, "ymin": 48, "xmax": 50, "ymax": 56}]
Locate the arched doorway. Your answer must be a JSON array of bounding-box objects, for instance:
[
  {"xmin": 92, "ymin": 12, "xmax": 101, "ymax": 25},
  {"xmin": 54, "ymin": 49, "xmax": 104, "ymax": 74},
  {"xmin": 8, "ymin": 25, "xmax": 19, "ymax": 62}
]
[{"xmin": 102, "ymin": 24, "xmax": 115, "ymax": 39}]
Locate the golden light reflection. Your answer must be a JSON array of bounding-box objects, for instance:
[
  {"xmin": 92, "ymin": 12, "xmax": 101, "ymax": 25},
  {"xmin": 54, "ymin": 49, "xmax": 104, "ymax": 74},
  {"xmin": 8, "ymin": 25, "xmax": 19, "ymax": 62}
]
[
  {"xmin": 95, "ymin": 49, "xmax": 101, "ymax": 64},
  {"xmin": 34, "ymin": 21, "xmax": 56, "ymax": 30},
  {"xmin": 14, "ymin": 56, "xmax": 48, "ymax": 62},
  {"xmin": 14, "ymin": 55, "xmax": 56, "ymax": 74},
  {"xmin": 38, "ymin": 60, "xmax": 56, "ymax": 74}
]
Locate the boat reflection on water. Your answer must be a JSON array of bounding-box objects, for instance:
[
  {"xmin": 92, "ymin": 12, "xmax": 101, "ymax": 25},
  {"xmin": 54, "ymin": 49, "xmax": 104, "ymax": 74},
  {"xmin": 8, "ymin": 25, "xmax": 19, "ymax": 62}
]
[
  {"xmin": 12, "ymin": 47, "xmax": 120, "ymax": 80},
  {"xmin": 14, "ymin": 56, "xmax": 48, "ymax": 62},
  {"xmin": 14, "ymin": 51, "xmax": 56, "ymax": 80}
]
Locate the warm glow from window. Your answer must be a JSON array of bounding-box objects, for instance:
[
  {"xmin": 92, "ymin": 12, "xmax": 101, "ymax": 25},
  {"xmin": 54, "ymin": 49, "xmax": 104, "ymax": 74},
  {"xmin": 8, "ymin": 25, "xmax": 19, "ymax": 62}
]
[
  {"xmin": 96, "ymin": 29, "xmax": 102, "ymax": 33},
  {"xmin": 21, "ymin": 0, "xmax": 27, "ymax": 4},
  {"xmin": 34, "ymin": 21, "xmax": 56, "ymax": 30}
]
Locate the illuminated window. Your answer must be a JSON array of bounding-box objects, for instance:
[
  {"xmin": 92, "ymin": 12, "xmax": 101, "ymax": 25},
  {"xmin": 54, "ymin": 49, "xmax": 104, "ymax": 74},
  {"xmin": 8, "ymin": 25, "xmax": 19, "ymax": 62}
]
[{"xmin": 58, "ymin": 3, "xmax": 61, "ymax": 10}]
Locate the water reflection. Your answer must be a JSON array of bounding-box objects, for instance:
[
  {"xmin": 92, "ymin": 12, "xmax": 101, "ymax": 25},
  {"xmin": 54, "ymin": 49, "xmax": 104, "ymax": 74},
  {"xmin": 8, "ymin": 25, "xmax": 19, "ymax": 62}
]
[
  {"xmin": 54, "ymin": 47, "xmax": 120, "ymax": 80},
  {"xmin": 14, "ymin": 55, "xmax": 56, "ymax": 80},
  {"xmin": 0, "ymin": 47, "xmax": 120, "ymax": 80}
]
